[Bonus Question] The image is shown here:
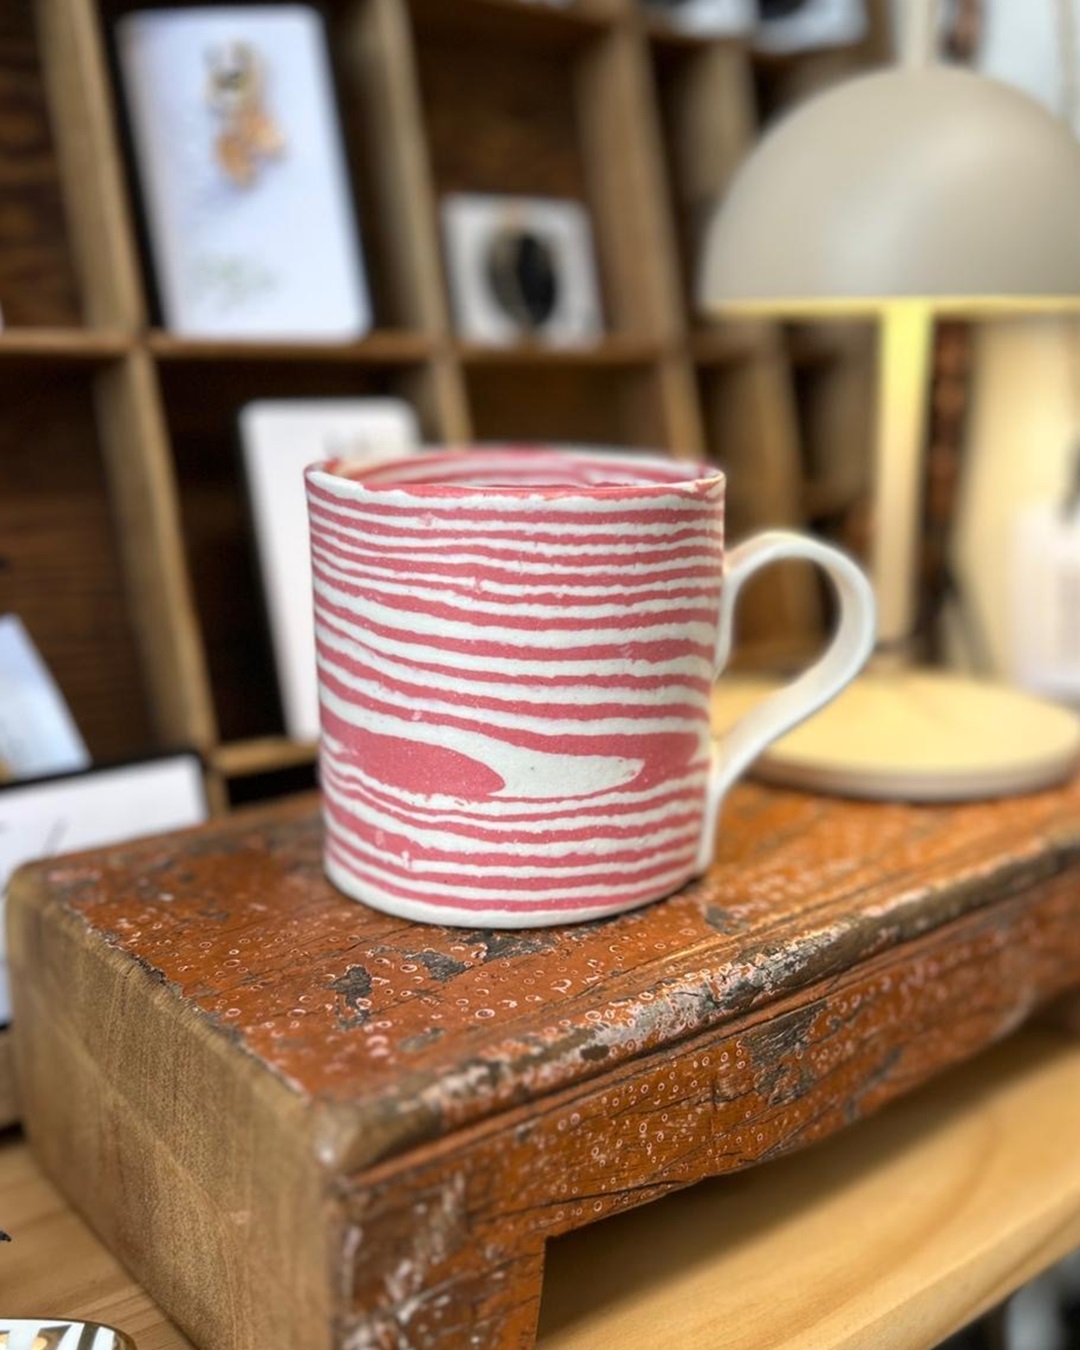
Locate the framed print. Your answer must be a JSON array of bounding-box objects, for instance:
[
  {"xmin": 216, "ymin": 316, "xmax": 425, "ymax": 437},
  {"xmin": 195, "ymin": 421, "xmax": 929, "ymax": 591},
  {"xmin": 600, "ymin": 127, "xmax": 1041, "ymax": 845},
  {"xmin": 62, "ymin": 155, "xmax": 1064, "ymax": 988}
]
[
  {"xmin": 441, "ymin": 194, "xmax": 604, "ymax": 346},
  {"xmin": 117, "ymin": 5, "xmax": 371, "ymax": 338},
  {"xmin": 752, "ymin": 0, "xmax": 866, "ymax": 53},
  {"xmin": 239, "ymin": 398, "xmax": 421, "ymax": 742},
  {"xmin": 0, "ymin": 753, "xmax": 209, "ymax": 1025},
  {"xmin": 0, "ymin": 615, "xmax": 89, "ymax": 781},
  {"xmin": 641, "ymin": 0, "xmax": 754, "ymax": 37}
]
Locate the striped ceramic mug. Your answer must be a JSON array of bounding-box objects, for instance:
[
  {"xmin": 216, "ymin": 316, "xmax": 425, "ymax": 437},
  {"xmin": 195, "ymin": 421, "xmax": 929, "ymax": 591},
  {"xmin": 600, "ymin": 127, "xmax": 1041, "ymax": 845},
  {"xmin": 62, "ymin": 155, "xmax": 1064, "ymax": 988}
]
[{"xmin": 306, "ymin": 448, "xmax": 875, "ymax": 928}]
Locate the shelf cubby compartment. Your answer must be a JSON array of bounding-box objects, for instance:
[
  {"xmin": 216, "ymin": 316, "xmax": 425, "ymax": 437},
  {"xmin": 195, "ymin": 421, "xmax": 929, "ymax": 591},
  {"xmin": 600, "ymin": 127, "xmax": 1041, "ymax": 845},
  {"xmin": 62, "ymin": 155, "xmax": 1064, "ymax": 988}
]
[
  {"xmin": 786, "ymin": 320, "xmax": 877, "ymax": 547},
  {"xmin": 0, "ymin": 358, "xmax": 158, "ymax": 761},
  {"xmin": 156, "ymin": 355, "xmax": 442, "ymax": 745},
  {"xmin": 697, "ymin": 353, "xmax": 824, "ymax": 660},
  {"xmin": 409, "ymin": 0, "xmax": 681, "ymax": 344},
  {"xmin": 0, "ymin": 6, "xmax": 90, "ymax": 327},
  {"xmin": 465, "ymin": 357, "xmax": 670, "ymax": 450},
  {"xmin": 649, "ymin": 33, "xmax": 756, "ymax": 316},
  {"xmin": 97, "ymin": 0, "xmax": 446, "ymax": 339}
]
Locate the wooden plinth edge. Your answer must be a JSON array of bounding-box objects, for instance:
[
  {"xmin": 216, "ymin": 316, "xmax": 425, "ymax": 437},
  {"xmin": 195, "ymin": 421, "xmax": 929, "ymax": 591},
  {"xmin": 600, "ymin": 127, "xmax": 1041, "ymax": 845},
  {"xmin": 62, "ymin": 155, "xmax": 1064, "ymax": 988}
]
[
  {"xmin": 7, "ymin": 1028, "xmax": 1080, "ymax": 1350},
  {"xmin": 337, "ymin": 870, "xmax": 1080, "ymax": 1347},
  {"xmin": 0, "ymin": 1030, "xmax": 17, "ymax": 1130}
]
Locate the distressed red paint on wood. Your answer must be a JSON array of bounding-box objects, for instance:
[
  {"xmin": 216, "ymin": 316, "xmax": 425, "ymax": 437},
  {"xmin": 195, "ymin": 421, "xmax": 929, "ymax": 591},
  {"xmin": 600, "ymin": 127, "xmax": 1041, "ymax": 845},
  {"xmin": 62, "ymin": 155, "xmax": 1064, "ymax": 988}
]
[{"xmin": 10, "ymin": 779, "xmax": 1080, "ymax": 1349}]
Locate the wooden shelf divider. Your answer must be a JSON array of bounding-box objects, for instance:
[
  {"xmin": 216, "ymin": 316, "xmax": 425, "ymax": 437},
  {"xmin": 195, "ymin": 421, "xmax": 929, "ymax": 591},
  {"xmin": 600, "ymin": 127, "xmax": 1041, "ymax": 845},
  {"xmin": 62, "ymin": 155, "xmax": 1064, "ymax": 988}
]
[
  {"xmin": 455, "ymin": 336, "xmax": 664, "ymax": 367},
  {"xmin": 2, "ymin": 0, "xmax": 890, "ymax": 810},
  {"xmin": 213, "ymin": 737, "xmax": 319, "ymax": 780},
  {"xmin": 0, "ymin": 330, "xmax": 132, "ymax": 360},
  {"xmin": 146, "ymin": 331, "xmax": 436, "ymax": 364}
]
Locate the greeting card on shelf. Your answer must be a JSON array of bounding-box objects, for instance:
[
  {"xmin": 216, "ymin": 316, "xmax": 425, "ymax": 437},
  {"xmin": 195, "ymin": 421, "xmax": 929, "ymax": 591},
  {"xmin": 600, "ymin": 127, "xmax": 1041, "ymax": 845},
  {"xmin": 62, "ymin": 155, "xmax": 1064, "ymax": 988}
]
[
  {"xmin": 0, "ymin": 616, "xmax": 89, "ymax": 781},
  {"xmin": 239, "ymin": 399, "xmax": 421, "ymax": 742},
  {"xmin": 0, "ymin": 753, "xmax": 208, "ymax": 1025},
  {"xmin": 117, "ymin": 6, "xmax": 371, "ymax": 338}
]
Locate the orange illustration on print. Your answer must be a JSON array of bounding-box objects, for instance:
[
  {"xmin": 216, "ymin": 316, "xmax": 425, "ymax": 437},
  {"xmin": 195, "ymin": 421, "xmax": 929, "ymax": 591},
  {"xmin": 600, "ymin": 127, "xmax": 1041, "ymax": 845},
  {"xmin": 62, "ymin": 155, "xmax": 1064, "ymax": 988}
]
[{"xmin": 206, "ymin": 42, "xmax": 285, "ymax": 188}]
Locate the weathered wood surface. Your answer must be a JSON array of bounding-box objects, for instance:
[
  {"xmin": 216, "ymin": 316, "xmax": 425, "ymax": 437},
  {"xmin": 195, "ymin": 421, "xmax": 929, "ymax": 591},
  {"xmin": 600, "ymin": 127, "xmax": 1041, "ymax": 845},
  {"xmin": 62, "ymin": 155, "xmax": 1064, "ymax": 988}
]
[
  {"xmin": 9, "ymin": 1029, "xmax": 1080, "ymax": 1350},
  {"xmin": 11, "ymin": 779, "xmax": 1080, "ymax": 1348},
  {"xmin": 0, "ymin": 1029, "xmax": 19, "ymax": 1130}
]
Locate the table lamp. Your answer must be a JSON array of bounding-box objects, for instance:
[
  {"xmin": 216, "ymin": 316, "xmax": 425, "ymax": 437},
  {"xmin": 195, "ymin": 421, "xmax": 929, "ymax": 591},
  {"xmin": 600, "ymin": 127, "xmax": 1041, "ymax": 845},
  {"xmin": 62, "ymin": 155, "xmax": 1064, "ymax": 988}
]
[{"xmin": 702, "ymin": 0, "xmax": 1080, "ymax": 799}]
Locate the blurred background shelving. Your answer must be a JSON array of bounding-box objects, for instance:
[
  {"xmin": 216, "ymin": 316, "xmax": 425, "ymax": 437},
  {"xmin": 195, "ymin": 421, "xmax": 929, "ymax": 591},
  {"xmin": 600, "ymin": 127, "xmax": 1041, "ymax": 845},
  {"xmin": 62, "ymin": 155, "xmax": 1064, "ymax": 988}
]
[{"xmin": 1, "ymin": 0, "xmax": 892, "ymax": 810}]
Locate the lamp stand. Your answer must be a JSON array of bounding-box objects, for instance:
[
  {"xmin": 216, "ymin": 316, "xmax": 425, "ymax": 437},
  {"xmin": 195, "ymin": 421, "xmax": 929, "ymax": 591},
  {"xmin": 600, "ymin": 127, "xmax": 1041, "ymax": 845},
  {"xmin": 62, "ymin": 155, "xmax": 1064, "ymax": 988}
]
[{"xmin": 713, "ymin": 304, "xmax": 1080, "ymax": 802}]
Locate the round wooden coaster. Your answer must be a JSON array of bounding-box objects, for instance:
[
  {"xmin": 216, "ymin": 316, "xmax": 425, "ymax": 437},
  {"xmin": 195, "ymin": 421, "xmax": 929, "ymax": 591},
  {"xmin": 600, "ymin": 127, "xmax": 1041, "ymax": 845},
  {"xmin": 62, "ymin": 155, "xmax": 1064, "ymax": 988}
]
[{"xmin": 711, "ymin": 671, "xmax": 1080, "ymax": 801}]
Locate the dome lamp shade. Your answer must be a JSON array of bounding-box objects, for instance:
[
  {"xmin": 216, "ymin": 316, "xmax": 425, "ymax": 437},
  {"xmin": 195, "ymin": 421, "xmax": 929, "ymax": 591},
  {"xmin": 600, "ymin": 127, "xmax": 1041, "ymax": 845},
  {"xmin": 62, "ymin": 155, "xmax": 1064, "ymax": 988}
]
[
  {"xmin": 700, "ymin": 13, "xmax": 1080, "ymax": 802},
  {"xmin": 699, "ymin": 65, "xmax": 1080, "ymax": 310}
]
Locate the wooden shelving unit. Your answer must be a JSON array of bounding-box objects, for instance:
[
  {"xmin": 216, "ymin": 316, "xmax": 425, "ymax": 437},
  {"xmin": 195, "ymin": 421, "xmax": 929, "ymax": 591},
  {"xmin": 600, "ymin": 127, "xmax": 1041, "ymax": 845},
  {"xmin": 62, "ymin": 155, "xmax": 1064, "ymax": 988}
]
[{"xmin": 2, "ymin": 0, "xmax": 891, "ymax": 811}]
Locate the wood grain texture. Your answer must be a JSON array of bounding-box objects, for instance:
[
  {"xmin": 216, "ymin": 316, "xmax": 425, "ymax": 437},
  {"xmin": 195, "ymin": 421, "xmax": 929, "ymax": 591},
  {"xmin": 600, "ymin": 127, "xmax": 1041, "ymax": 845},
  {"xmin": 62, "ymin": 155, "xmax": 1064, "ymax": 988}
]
[
  {"xmin": 0, "ymin": 1138, "xmax": 194, "ymax": 1349},
  {"xmin": 213, "ymin": 735, "xmax": 318, "ymax": 779},
  {"xmin": 146, "ymin": 331, "xmax": 435, "ymax": 364},
  {"xmin": 456, "ymin": 336, "xmax": 662, "ymax": 366},
  {"xmin": 9, "ymin": 1030, "xmax": 1080, "ymax": 1350},
  {"xmin": 699, "ymin": 353, "xmax": 824, "ymax": 647},
  {"xmin": 0, "ymin": 328, "xmax": 131, "ymax": 358},
  {"xmin": 10, "ymin": 1026, "xmax": 1080, "ymax": 1344},
  {"xmin": 338, "ymin": 0, "xmax": 450, "ymax": 333},
  {"xmin": 414, "ymin": 20, "xmax": 590, "ymax": 202},
  {"xmin": 575, "ymin": 25, "xmax": 683, "ymax": 337},
  {"xmin": 11, "ymin": 778, "xmax": 1080, "ymax": 1347},
  {"xmin": 95, "ymin": 352, "xmax": 219, "ymax": 753},
  {"xmin": 652, "ymin": 38, "xmax": 756, "ymax": 308},
  {"xmin": 0, "ymin": 361, "xmax": 154, "ymax": 761},
  {"xmin": 36, "ymin": 0, "xmax": 145, "ymax": 327},
  {"xmin": 0, "ymin": 3, "xmax": 82, "ymax": 325},
  {"xmin": 157, "ymin": 358, "xmax": 429, "ymax": 743},
  {"xmin": 0, "ymin": 1030, "xmax": 18, "ymax": 1130},
  {"xmin": 539, "ymin": 1028, "xmax": 1080, "ymax": 1350},
  {"xmin": 467, "ymin": 362, "xmax": 669, "ymax": 449}
]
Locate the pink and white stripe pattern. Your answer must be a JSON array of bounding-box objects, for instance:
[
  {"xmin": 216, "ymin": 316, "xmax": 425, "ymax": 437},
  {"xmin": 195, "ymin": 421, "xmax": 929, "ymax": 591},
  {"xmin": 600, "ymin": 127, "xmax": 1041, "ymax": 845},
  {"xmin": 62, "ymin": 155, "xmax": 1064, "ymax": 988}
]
[{"xmin": 306, "ymin": 449, "xmax": 726, "ymax": 928}]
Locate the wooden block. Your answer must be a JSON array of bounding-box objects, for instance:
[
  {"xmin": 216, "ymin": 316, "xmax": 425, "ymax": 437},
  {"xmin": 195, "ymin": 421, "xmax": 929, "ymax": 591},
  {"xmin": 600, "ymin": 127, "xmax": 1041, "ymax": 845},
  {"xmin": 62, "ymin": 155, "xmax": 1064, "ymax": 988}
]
[
  {"xmin": 7, "ymin": 1029, "xmax": 1080, "ymax": 1350},
  {"xmin": 13, "ymin": 778, "xmax": 1080, "ymax": 1349},
  {"xmin": 540, "ymin": 1028, "xmax": 1080, "ymax": 1350},
  {"xmin": 0, "ymin": 1029, "xmax": 18, "ymax": 1129}
]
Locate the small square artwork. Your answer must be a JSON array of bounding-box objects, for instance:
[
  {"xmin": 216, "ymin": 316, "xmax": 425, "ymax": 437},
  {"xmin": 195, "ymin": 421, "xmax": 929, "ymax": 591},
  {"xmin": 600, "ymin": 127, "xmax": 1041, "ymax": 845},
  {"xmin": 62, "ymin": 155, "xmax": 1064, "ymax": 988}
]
[
  {"xmin": 441, "ymin": 194, "xmax": 604, "ymax": 346},
  {"xmin": 117, "ymin": 5, "xmax": 370, "ymax": 337},
  {"xmin": 641, "ymin": 0, "xmax": 754, "ymax": 37},
  {"xmin": 239, "ymin": 399, "xmax": 421, "ymax": 741},
  {"xmin": 752, "ymin": 0, "xmax": 867, "ymax": 53}
]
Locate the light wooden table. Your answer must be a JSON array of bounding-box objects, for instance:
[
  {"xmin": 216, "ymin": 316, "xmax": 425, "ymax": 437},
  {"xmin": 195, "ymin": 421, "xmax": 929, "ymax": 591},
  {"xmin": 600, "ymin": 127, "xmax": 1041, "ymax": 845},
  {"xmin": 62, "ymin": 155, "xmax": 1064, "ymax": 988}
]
[{"xmin": 5, "ymin": 1026, "xmax": 1080, "ymax": 1350}]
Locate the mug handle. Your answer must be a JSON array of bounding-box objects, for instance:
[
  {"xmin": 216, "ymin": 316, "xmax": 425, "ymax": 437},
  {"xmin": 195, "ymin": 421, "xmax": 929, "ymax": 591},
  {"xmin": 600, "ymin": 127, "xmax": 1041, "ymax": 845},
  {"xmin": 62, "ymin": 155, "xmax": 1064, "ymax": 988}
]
[{"xmin": 696, "ymin": 530, "xmax": 877, "ymax": 873}]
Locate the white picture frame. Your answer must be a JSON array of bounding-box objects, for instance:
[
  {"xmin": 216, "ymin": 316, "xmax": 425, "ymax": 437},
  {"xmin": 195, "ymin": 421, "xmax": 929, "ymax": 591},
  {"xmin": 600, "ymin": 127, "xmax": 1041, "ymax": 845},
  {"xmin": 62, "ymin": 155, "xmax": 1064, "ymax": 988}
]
[
  {"xmin": 116, "ymin": 5, "xmax": 371, "ymax": 338},
  {"xmin": 0, "ymin": 753, "xmax": 209, "ymax": 1025},
  {"xmin": 0, "ymin": 615, "xmax": 89, "ymax": 781},
  {"xmin": 441, "ymin": 194, "xmax": 604, "ymax": 347},
  {"xmin": 239, "ymin": 399, "xmax": 422, "ymax": 742},
  {"xmin": 641, "ymin": 0, "xmax": 754, "ymax": 38},
  {"xmin": 752, "ymin": 0, "xmax": 866, "ymax": 54}
]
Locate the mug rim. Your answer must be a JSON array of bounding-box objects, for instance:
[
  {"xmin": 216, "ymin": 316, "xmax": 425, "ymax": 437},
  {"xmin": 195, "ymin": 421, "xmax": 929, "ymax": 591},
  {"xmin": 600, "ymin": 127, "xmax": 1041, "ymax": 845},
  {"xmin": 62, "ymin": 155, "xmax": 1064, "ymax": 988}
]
[{"xmin": 306, "ymin": 446, "xmax": 725, "ymax": 501}]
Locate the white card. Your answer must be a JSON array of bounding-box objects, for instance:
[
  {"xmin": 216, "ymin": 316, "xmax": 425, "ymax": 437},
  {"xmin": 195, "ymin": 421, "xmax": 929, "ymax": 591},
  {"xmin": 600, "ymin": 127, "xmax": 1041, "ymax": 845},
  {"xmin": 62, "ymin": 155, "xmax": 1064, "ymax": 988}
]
[
  {"xmin": 239, "ymin": 399, "xmax": 421, "ymax": 741},
  {"xmin": 753, "ymin": 0, "xmax": 866, "ymax": 54},
  {"xmin": 441, "ymin": 194, "xmax": 603, "ymax": 347},
  {"xmin": 1009, "ymin": 502, "xmax": 1080, "ymax": 702},
  {"xmin": 0, "ymin": 615, "xmax": 89, "ymax": 780},
  {"xmin": 117, "ymin": 6, "xmax": 371, "ymax": 338},
  {"xmin": 642, "ymin": 0, "xmax": 754, "ymax": 37},
  {"xmin": 0, "ymin": 754, "xmax": 208, "ymax": 1024}
]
